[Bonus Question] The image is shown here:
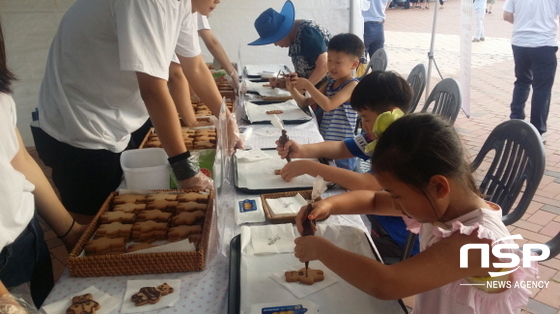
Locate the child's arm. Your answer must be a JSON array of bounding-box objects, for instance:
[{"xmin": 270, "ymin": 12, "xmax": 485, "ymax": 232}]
[
  {"xmin": 294, "ymin": 231, "xmax": 498, "ymax": 300},
  {"xmin": 276, "ymin": 139, "xmax": 355, "ymax": 160},
  {"xmin": 297, "ymin": 190, "xmax": 401, "ymax": 226},
  {"xmin": 279, "ymin": 161, "xmax": 381, "ymax": 191},
  {"xmin": 286, "ymin": 75, "xmax": 316, "ymax": 108},
  {"xmin": 293, "ymin": 78, "xmax": 358, "ymax": 112}
]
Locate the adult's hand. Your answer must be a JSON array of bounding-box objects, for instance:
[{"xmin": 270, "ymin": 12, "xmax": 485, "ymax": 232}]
[
  {"xmin": 227, "ymin": 113, "xmax": 244, "ymax": 155},
  {"xmin": 178, "ymin": 171, "xmax": 214, "ymax": 190}
]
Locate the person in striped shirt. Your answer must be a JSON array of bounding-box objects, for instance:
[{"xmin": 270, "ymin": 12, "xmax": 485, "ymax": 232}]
[{"xmin": 286, "ymin": 33, "xmax": 364, "ymax": 170}]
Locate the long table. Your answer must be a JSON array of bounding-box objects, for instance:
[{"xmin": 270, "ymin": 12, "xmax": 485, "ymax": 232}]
[{"xmin": 41, "ymin": 100, "xmax": 402, "ymax": 314}]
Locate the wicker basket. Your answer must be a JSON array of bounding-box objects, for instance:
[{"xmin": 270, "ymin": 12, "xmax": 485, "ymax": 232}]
[
  {"xmin": 67, "ymin": 189, "xmax": 214, "ymax": 277},
  {"xmin": 260, "ymin": 190, "xmax": 321, "ymax": 224}
]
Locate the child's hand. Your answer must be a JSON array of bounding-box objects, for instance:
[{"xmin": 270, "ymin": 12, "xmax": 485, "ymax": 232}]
[
  {"xmin": 295, "ymin": 201, "xmax": 331, "ymax": 234},
  {"xmin": 269, "ymin": 77, "xmax": 286, "ymax": 89},
  {"xmin": 288, "ymin": 76, "xmax": 311, "ymax": 91},
  {"xmin": 294, "ymin": 236, "xmax": 333, "ymax": 262},
  {"xmin": 278, "ymin": 160, "xmax": 311, "ymax": 181},
  {"xmin": 275, "ymin": 139, "xmax": 303, "ymax": 159}
]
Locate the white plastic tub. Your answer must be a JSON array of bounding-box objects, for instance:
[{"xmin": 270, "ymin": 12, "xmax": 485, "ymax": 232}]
[{"xmin": 120, "ymin": 148, "xmax": 170, "ymax": 190}]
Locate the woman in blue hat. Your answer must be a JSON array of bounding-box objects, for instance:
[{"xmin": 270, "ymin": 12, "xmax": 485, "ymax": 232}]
[{"xmin": 249, "ymin": 1, "xmax": 331, "ymax": 89}]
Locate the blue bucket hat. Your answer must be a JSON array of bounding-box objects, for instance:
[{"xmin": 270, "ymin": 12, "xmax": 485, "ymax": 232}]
[{"xmin": 248, "ymin": 1, "xmax": 295, "ymax": 46}]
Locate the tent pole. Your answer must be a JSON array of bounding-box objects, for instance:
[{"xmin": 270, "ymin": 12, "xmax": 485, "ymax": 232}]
[
  {"xmin": 349, "ymin": 0, "xmax": 355, "ymax": 33},
  {"xmin": 426, "ymin": 0, "xmax": 443, "ymax": 101}
]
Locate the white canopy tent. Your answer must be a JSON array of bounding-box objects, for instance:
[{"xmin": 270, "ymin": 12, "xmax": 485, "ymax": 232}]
[{"xmin": 199, "ymin": 0, "xmax": 364, "ymax": 69}]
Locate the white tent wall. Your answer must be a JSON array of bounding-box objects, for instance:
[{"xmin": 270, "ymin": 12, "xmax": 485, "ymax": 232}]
[{"xmin": 0, "ymin": 0, "xmax": 362, "ymax": 146}]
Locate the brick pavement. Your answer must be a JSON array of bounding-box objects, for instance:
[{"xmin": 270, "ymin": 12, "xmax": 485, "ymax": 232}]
[{"xmin": 384, "ymin": 0, "xmax": 560, "ymax": 312}]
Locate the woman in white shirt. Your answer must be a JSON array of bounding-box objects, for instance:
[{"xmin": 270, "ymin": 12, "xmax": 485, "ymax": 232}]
[{"xmin": 0, "ymin": 22, "xmax": 85, "ymax": 311}]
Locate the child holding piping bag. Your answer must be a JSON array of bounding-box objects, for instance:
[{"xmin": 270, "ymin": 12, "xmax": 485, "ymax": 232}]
[{"xmin": 293, "ymin": 113, "xmax": 537, "ymax": 313}]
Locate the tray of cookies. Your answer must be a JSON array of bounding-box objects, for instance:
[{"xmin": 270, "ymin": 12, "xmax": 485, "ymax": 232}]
[
  {"xmin": 67, "ymin": 189, "xmax": 214, "ymax": 277},
  {"xmin": 260, "ymin": 190, "xmax": 322, "ymax": 224}
]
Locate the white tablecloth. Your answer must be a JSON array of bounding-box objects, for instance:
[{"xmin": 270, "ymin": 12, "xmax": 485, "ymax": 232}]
[{"xmin": 41, "ymin": 92, "xmax": 400, "ymax": 314}]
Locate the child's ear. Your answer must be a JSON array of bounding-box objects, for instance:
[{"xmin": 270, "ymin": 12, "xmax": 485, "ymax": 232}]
[
  {"xmin": 429, "ymin": 175, "xmax": 451, "ymax": 199},
  {"xmin": 351, "ymin": 59, "xmax": 360, "ymax": 70}
]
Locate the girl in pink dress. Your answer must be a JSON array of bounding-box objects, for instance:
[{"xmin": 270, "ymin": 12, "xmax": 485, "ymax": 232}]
[{"xmin": 294, "ymin": 113, "xmax": 538, "ymax": 313}]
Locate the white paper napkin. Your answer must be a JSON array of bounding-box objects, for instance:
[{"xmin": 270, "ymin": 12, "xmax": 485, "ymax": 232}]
[
  {"xmin": 235, "ymin": 197, "xmax": 266, "ymax": 225},
  {"xmin": 266, "ymin": 193, "xmax": 308, "ymax": 215},
  {"xmin": 41, "ymin": 286, "xmax": 120, "ymax": 314},
  {"xmin": 235, "ymin": 148, "xmax": 272, "ymax": 162},
  {"xmin": 120, "ymin": 279, "xmax": 181, "ymax": 313},
  {"xmin": 249, "ymin": 224, "xmax": 296, "ymax": 255},
  {"xmin": 124, "ymin": 238, "xmax": 196, "ymax": 254},
  {"xmin": 270, "ymin": 269, "xmax": 338, "ymax": 299}
]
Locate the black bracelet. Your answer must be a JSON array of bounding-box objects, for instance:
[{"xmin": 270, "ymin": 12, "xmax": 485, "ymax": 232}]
[
  {"xmin": 169, "ymin": 152, "xmax": 199, "ymax": 181},
  {"xmin": 58, "ymin": 219, "xmax": 76, "ymax": 239}
]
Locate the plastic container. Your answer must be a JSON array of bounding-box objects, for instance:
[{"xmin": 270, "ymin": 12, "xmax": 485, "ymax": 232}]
[{"xmin": 120, "ymin": 148, "xmax": 170, "ymax": 190}]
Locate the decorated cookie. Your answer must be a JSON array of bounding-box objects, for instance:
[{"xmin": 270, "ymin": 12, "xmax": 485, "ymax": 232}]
[
  {"xmin": 126, "ymin": 242, "xmax": 157, "ymax": 253},
  {"xmin": 285, "ymin": 268, "xmax": 325, "ymax": 285},
  {"xmin": 131, "ymin": 221, "xmax": 168, "ymax": 243},
  {"xmin": 113, "ymin": 203, "xmax": 146, "ymax": 214},
  {"xmin": 172, "ymin": 210, "xmax": 205, "ymax": 225},
  {"xmin": 100, "ymin": 211, "xmax": 136, "ymax": 224},
  {"xmin": 95, "ymin": 222, "xmax": 132, "ymax": 240},
  {"xmin": 131, "ymin": 283, "xmax": 174, "ymax": 306},
  {"xmin": 274, "ymin": 169, "xmax": 281, "ymax": 175},
  {"xmin": 84, "ymin": 237, "xmax": 126, "ymax": 255},
  {"xmin": 176, "ymin": 201, "xmax": 207, "ymax": 213},
  {"xmin": 167, "ymin": 225, "xmax": 202, "ymax": 242},
  {"xmin": 113, "ymin": 194, "xmax": 146, "ymax": 205},
  {"xmin": 137, "ymin": 209, "xmax": 172, "ymax": 223},
  {"xmin": 66, "ymin": 293, "xmax": 100, "ymax": 314},
  {"xmin": 266, "ymin": 110, "xmax": 283, "ymax": 114}
]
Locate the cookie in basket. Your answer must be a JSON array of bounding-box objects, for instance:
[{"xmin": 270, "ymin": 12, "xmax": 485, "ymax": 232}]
[
  {"xmin": 126, "ymin": 242, "xmax": 157, "ymax": 253},
  {"xmin": 85, "ymin": 237, "xmax": 126, "ymax": 255},
  {"xmin": 131, "ymin": 220, "xmax": 168, "ymax": 243},
  {"xmin": 193, "ymin": 141, "xmax": 215, "ymax": 149},
  {"xmin": 66, "ymin": 293, "xmax": 100, "ymax": 314},
  {"xmin": 100, "ymin": 211, "xmax": 136, "ymax": 224},
  {"xmin": 95, "ymin": 222, "xmax": 133, "ymax": 240},
  {"xmin": 177, "ymin": 192, "xmax": 209, "ymax": 203},
  {"xmin": 187, "ymin": 233, "xmax": 202, "ymax": 246},
  {"xmin": 145, "ymin": 200, "xmax": 179, "ymax": 213},
  {"xmin": 285, "ymin": 268, "xmax": 325, "ymax": 285},
  {"xmin": 137, "ymin": 209, "xmax": 172, "ymax": 223},
  {"xmin": 172, "ymin": 210, "xmax": 205, "ymax": 226},
  {"xmin": 144, "ymin": 139, "xmax": 162, "ymax": 148},
  {"xmin": 113, "ymin": 194, "xmax": 146, "ymax": 205},
  {"xmin": 195, "ymin": 136, "xmax": 216, "ymax": 144},
  {"xmin": 167, "ymin": 225, "xmax": 202, "ymax": 242},
  {"xmin": 145, "ymin": 193, "xmax": 178, "ymax": 202},
  {"xmin": 131, "ymin": 283, "xmax": 174, "ymax": 306},
  {"xmin": 113, "ymin": 203, "xmax": 146, "ymax": 214},
  {"xmin": 176, "ymin": 201, "xmax": 207, "ymax": 213}
]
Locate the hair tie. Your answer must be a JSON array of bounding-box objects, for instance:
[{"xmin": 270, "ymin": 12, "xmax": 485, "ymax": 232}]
[{"xmin": 365, "ymin": 108, "xmax": 405, "ymax": 153}]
